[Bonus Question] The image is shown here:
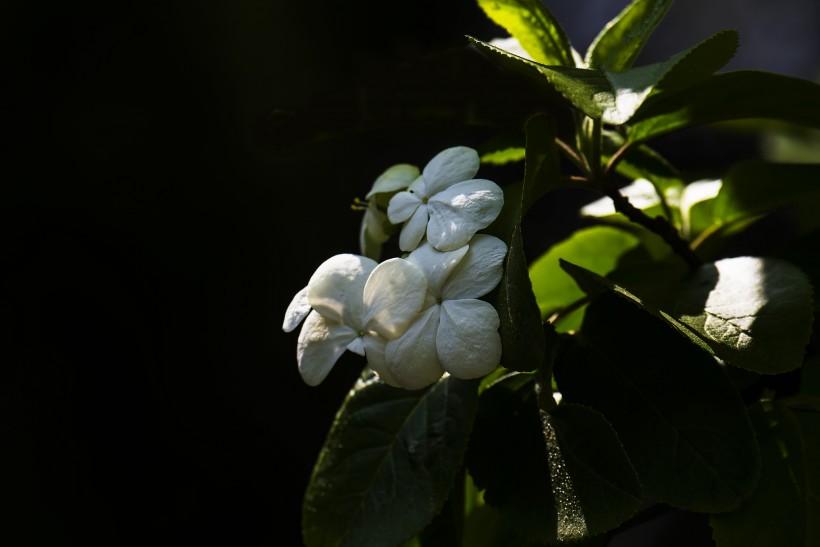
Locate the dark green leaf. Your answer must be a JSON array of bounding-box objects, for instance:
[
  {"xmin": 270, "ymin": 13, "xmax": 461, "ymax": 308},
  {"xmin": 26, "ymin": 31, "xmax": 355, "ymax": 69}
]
[
  {"xmin": 775, "ymin": 230, "xmax": 820, "ymax": 313},
  {"xmin": 555, "ymin": 295, "xmax": 760, "ymax": 511},
  {"xmin": 546, "ymin": 403, "xmax": 643, "ymax": 537},
  {"xmin": 520, "ymin": 113, "xmax": 562, "ymax": 212},
  {"xmin": 466, "ymin": 373, "xmax": 642, "ymax": 543},
  {"xmin": 716, "ymin": 162, "xmax": 820, "ymax": 224},
  {"xmin": 600, "ymin": 30, "xmax": 739, "ymax": 124},
  {"xmin": 585, "ymin": 0, "xmax": 674, "ymax": 71},
  {"xmin": 560, "ymin": 257, "xmax": 815, "ymax": 374},
  {"xmin": 528, "ymin": 226, "xmax": 643, "ymax": 331},
  {"xmin": 466, "ymin": 37, "xmax": 569, "ymax": 99},
  {"xmin": 488, "ymin": 113, "xmax": 561, "ymax": 372},
  {"xmin": 540, "ymin": 66, "xmax": 614, "ymax": 119},
  {"xmin": 628, "ymin": 71, "xmax": 820, "ymax": 144},
  {"xmin": 710, "ymin": 401, "xmax": 820, "ymax": 547},
  {"xmin": 302, "ymin": 372, "xmax": 479, "ymax": 547},
  {"xmin": 475, "ymin": 0, "xmax": 575, "ymax": 67},
  {"xmin": 695, "ymin": 162, "xmax": 820, "ymax": 252},
  {"xmin": 494, "ymin": 222, "xmax": 546, "ymax": 372},
  {"xmin": 650, "ymin": 30, "xmax": 738, "ymax": 94}
]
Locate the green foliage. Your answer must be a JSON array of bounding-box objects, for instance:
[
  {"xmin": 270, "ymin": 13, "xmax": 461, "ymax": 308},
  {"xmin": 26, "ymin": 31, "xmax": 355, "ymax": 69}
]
[
  {"xmin": 710, "ymin": 400, "xmax": 820, "ymax": 547},
  {"xmin": 560, "ymin": 257, "xmax": 814, "ymax": 374},
  {"xmin": 585, "ymin": 0, "xmax": 675, "ymax": 71},
  {"xmin": 475, "ymin": 0, "xmax": 575, "ymax": 67},
  {"xmin": 302, "ymin": 372, "xmax": 479, "ymax": 547},
  {"xmin": 470, "ymin": 29, "xmax": 739, "ymax": 124},
  {"xmin": 489, "ymin": 114, "xmax": 561, "ymax": 372},
  {"xmin": 300, "ymin": 1, "xmax": 820, "ymax": 544},
  {"xmin": 529, "ymin": 226, "xmax": 644, "ymax": 331},
  {"xmin": 466, "ymin": 373, "xmax": 642, "ymax": 543},
  {"xmin": 628, "ymin": 71, "xmax": 820, "ymax": 144},
  {"xmin": 555, "ymin": 295, "xmax": 760, "ymax": 511}
]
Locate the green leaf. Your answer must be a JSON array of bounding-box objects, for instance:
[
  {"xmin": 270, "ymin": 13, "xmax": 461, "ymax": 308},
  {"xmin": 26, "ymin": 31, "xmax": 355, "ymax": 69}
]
[
  {"xmin": 475, "ymin": 0, "xmax": 575, "ymax": 67},
  {"xmin": 694, "ymin": 162, "xmax": 820, "ymax": 257},
  {"xmin": 520, "ymin": 113, "xmax": 562, "ymax": 213},
  {"xmin": 600, "ymin": 30, "xmax": 739, "ymax": 124},
  {"xmin": 585, "ymin": 0, "xmax": 674, "ymax": 71},
  {"xmin": 494, "ymin": 222, "xmax": 547, "ymax": 372},
  {"xmin": 480, "ymin": 147, "xmax": 526, "ymax": 166},
  {"xmin": 678, "ymin": 178, "xmax": 722, "ymax": 240},
  {"xmin": 466, "ymin": 36, "xmax": 557, "ymax": 92},
  {"xmin": 710, "ymin": 401, "xmax": 820, "ymax": 547},
  {"xmin": 540, "ymin": 66, "xmax": 614, "ymax": 119},
  {"xmin": 467, "ymin": 36, "xmax": 613, "ymax": 119},
  {"xmin": 560, "ymin": 256, "xmax": 815, "ymax": 374},
  {"xmin": 716, "ymin": 162, "xmax": 820, "ymax": 224},
  {"xmin": 555, "ymin": 295, "xmax": 760, "ymax": 511},
  {"xmin": 472, "ymin": 31, "xmax": 739, "ymax": 124},
  {"xmin": 487, "ymin": 113, "xmax": 561, "ymax": 372},
  {"xmin": 528, "ymin": 226, "xmax": 644, "ymax": 331},
  {"xmin": 628, "ymin": 71, "xmax": 820, "ymax": 144},
  {"xmin": 649, "ymin": 30, "xmax": 738, "ymax": 94},
  {"xmin": 695, "ymin": 162, "xmax": 820, "ymax": 253},
  {"xmin": 466, "ymin": 373, "xmax": 642, "ymax": 543},
  {"xmin": 302, "ymin": 372, "xmax": 479, "ymax": 547}
]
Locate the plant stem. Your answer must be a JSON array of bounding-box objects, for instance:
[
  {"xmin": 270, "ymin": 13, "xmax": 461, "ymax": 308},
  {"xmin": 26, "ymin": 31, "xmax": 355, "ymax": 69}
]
[
  {"xmin": 554, "ymin": 137, "xmax": 587, "ymax": 173},
  {"xmin": 547, "ymin": 296, "xmax": 592, "ymax": 327},
  {"xmin": 601, "ymin": 177, "xmax": 703, "ymax": 270}
]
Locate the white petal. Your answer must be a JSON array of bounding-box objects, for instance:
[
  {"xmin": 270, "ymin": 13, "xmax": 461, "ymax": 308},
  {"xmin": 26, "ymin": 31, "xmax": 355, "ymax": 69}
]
[
  {"xmin": 398, "ymin": 205, "xmax": 429, "ymax": 252},
  {"xmin": 283, "ymin": 286, "xmax": 311, "ymax": 332},
  {"xmin": 346, "ymin": 336, "xmax": 366, "ymax": 356},
  {"xmin": 423, "ymin": 146, "xmax": 480, "ymax": 196},
  {"xmin": 363, "ymin": 258, "xmax": 428, "ymax": 338},
  {"xmin": 385, "ymin": 306, "xmax": 446, "ymax": 390},
  {"xmin": 442, "ymin": 234, "xmax": 508, "ymax": 300},
  {"xmin": 427, "ymin": 179, "xmax": 504, "ymax": 251},
  {"xmin": 307, "ymin": 254, "xmax": 377, "ymax": 328},
  {"xmin": 366, "ymin": 164, "xmax": 420, "ymax": 198},
  {"xmin": 387, "ymin": 191, "xmax": 423, "ymax": 224},
  {"xmin": 362, "ymin": 334, "xmax": 400, "ymax": 387},
  {"xmin": 407, "ymin": 241, "xmax": 468, "ymax": 298},
  {"xmin": 297, "ymin": 311, "xmax": 359, "ymax": 386},
  {"xmin": 437, "ymin": 299, "xmax": 501, "ymax": 379}
]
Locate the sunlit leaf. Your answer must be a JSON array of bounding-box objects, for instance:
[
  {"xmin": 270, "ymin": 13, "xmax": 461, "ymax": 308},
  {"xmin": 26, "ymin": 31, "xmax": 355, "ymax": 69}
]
[
  {"xmin": 529, "ymin": 226, "xmax": 644, "ymax": 331},
  {"xmin": 585, "ymin": 0, "xmax": 674, "ymax": 71},
  {"xmin": 555, "ymin": 295, "xmax": 760, "ymax": 511},
  {"xmin": 466, "ymin": 373, "xmax": 642, "ymax": 543},
  {"xmin": 694, "ymin": 161, "xmax": 820, "ymax": 261},
  {"xmin": 600, "ymin": 30, "xmax": 739, "ymax": 124},
  {"xmin": 466, "ymin": 37, "xmax": 569, "ymax": 101},
  {"xmin": 302, "ymin": 372, "xmax": 479, "ymax": 547},
  {"xmin": 628, "ymin": 71, "xmax": 820, "ymax": 144},
  {"xmin": 475, "ymin": 0, "xmax": 575, "ymax": 67},
  {"xmin": 710, "ymin": 401, "xmax": 820, "ymax": 547},
  {"xmin": 472, "ymin": 30, "xmax": 738, "ymax": 124},
  {"xmin": 540, "ymin": 66, "xmax": 614, "ymax": 119},
  {"xmin": 560, "ymin": 257, "xmax": 815, "ymax": 374},
  {"xmin": 481, "ymin": 147, "xmax": 526, "ymax": 166},
  {"xmin": 679, "ymin": 178, "xmax": 722, "ymax": 239}
]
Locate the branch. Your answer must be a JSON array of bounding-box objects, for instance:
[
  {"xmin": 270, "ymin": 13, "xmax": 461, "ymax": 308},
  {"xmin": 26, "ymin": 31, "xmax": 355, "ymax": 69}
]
[{"xmin": 602, "ymin": 178, "xmax": 703, "ymax": 270}]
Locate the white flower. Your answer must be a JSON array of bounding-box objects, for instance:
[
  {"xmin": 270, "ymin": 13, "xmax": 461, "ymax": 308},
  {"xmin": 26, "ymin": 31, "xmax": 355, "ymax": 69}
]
[
  {"xmin": 359, "ymin": 163, "xmax": 420, "ymax": 260},
  {"xmin": 387, "ymin": 146, "xmax": 504, "ymax": 252},
  {"xmin": 283, "ymin": 254, "xmax": 428, "ymax": 386},
  {"xmin": 382, "ymin": 234, "xmax": 508, "ymax": 389}
]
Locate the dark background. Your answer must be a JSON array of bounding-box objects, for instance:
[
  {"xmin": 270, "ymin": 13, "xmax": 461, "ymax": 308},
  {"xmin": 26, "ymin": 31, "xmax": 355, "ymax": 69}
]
[{"xmin": 2, "ymin": 1, "xmax": 818, "ymax": 546}]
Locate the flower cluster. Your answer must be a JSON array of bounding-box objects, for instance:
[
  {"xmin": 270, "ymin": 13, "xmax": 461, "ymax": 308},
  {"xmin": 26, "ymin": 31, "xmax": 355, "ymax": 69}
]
[{"xmin": 283, "ymin": 146, "xmax": 506, "ymax": 390}]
